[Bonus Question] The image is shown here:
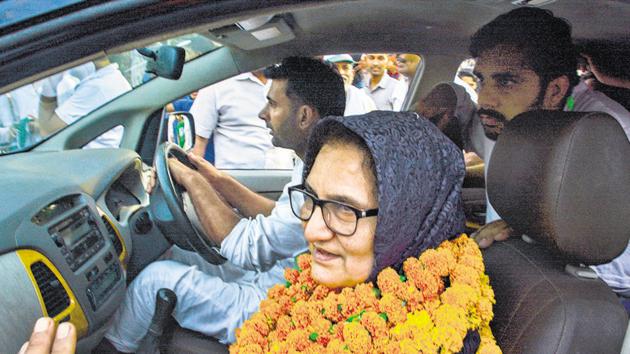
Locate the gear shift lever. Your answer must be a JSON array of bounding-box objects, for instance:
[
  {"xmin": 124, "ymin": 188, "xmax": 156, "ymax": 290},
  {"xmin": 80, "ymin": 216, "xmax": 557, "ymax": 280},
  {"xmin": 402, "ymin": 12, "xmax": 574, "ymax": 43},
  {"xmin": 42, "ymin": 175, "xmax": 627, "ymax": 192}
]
[{"xmin": 136, "ymin": 288, "xmax": 177, "ymax": 354}]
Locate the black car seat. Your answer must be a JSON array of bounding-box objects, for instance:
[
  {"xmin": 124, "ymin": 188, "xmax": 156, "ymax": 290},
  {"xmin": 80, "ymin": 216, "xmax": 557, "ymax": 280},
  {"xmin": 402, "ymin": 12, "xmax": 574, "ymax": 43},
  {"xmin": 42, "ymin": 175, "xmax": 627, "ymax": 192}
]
[{"xmin": 483, "ymin": 110, "xmax": 630, "ymax": 353}]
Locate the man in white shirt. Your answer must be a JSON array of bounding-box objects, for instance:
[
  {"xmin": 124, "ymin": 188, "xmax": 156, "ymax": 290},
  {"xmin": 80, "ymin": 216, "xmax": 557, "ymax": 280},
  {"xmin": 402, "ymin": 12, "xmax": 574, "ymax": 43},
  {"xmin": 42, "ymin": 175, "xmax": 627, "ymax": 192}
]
[
  {"xmin": 396, "ymin": 53, "xmax": 421, "ymax": 94},
  {"xmin": 324, "ymin": 54, "xmax": 376, "ymax": 116},
  {"xmin": 190, "ymin": 71, "xmax": 289, "ymax": 169},
  {"xmin": 362, "ymin": 53, "xmax": 407, "ymax": 111},
  {"xmin": 0, "ymin": 84, "xmax": 39, "ymax": 148},
  {"xmin": 37, "ymin": 58, "xmax": 131, "ymax": 148},
  {"xmin": 420, "ymin": 8, "xmax": 630, "ymax": 297},
  {"xmin": 104, "ymin": 57, "xmax": 346, "ymax": 351}
]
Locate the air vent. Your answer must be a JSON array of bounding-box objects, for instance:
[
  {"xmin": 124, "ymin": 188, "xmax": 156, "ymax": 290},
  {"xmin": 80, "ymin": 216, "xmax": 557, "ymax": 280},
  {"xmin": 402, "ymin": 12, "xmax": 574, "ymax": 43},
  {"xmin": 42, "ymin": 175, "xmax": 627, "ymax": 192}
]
[
  {"xmin": 31, "ymin": 261, "xmax": 70, "ymax": 317},
  {"xmin": 101, "ymin": 215, "xmax": 123, "ymax": 256}
]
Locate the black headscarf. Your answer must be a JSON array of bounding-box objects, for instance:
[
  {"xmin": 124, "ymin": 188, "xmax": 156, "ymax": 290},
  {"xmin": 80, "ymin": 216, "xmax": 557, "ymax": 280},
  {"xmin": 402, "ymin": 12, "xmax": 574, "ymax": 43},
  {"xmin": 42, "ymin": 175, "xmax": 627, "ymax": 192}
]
[{"xmin": 303, "ymin": 111, "xmax": 466, "ymax": 280}]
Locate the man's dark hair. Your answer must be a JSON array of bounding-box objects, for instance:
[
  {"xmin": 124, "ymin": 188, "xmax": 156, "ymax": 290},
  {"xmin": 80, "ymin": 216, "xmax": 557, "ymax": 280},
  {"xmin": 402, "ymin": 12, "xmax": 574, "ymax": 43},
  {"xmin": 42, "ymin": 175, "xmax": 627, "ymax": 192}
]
[
  {"xmin": 263, "ymin": 56, "xmax": 346, "ymax": 117},
  {"xmin": 470, "ymin": 7, "xmax": 579, "ymax": 90}
]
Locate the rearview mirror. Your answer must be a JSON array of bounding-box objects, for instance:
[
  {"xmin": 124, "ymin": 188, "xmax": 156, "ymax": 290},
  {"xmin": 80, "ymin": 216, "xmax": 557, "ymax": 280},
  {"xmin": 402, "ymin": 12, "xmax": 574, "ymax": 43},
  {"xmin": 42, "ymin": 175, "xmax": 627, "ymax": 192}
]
[
  {"xmin": 137, "ymin": 45, "xmax": 185, "ymax": 80},
  {"xmin": 166, "ymin": 112, "xmax": 195, "ymax": 151}
]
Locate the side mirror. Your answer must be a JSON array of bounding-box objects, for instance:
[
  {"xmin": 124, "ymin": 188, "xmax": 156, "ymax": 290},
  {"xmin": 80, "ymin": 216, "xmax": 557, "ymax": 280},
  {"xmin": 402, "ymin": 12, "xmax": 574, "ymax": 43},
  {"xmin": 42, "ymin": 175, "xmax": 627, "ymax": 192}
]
[
  {"xmin": 166, "ymin": 112, "xmax": 195, "ymax": 151},
  {"xmin": 137, "ymin": 46, "xmax": 185, "ymax": 80}
]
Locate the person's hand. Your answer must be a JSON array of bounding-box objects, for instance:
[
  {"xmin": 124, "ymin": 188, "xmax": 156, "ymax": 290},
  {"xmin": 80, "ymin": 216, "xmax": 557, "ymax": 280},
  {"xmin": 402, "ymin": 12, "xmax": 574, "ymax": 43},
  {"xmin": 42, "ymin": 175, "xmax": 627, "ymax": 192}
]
[
  {"xmin": 464, "ymin": 151, "xmax": 483, "ymax": 167},
  {"xmin": 187, "ymin": 152, "xmax": 224, "ymax": 185},
  {"xmin": 582, "ymin": 53, "xmax": 630, "ymax": 90},
  {"xmin": 168, "ymin": 157, "xmax": 201, "ymax": 188},
  {"xmin": 18, "ymin": 317, "xmax": 76, "ymax": 354},
  {"xmin": 472, "ymin": 219, "xmax": 513, "ymax": 249},
  {"xmin": 144, "ymin": 166, "xmax": 158, "ymax": 194}
]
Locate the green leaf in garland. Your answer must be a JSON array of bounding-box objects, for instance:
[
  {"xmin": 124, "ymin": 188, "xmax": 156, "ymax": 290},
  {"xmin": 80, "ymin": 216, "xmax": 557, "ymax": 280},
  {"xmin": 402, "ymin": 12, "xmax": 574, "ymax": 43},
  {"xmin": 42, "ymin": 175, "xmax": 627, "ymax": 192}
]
[
  {"xmin": 309, "ymin": 332, "xmax": 318, "ymax": 341},
  {"xmin": 372, "ymin": 288, "xmax": 381, "ymax": 298},
  {"xmin": 345, "ymin": 310, "xmax": 366, "ymax": 323},
  {"xmin": 285, "ymin": 281, "xmax": 291, "ymax": 288},
  {"xmin": 400, "ymin": 275, "xmax": 407, "ymax": 282},
  {"xmin": 291, "ymin": 297, "xmax": 297, "ymax": 303},
  {"xmin": 294, "ymin": 255, "xmax": 302, "ymax": 272},
  {"xmin": 337, "ymin": 304, "xmax": 343, "ymax": 312},
  {"xmin": 379, "ymin": 313, "xmax": 388, "ymax": 322}
]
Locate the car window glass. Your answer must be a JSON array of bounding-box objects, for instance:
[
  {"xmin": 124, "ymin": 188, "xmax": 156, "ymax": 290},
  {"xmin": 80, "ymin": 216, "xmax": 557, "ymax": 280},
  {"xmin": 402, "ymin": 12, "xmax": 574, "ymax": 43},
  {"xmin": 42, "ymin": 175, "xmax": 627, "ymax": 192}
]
[
  {"xmin": 454, "ymin": 58, "xmax": 479, "ymax": 102},
  {"xmin": 178, "ymin": 73, "xmax": 295, "ymax": 171},
  {"xmin": 0, "ymin": 33, "xmax": 222, "ymax": 155}
]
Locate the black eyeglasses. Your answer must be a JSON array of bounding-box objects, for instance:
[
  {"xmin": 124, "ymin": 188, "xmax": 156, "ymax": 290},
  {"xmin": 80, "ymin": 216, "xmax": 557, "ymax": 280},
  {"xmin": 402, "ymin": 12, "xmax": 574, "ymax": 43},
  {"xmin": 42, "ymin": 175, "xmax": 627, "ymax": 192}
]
[{"xmin": 288, "ymin": 184, "xmax": 378, "ymax": 236}]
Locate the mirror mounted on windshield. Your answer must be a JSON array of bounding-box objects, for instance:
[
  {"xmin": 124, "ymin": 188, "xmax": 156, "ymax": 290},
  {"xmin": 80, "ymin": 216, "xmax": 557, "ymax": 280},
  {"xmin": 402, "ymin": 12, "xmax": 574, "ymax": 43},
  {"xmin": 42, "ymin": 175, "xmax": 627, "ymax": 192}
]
[
  {"xmin": 137, "ymin": 46, "xmax": 185, "ymax": 80},
  {"xmin": 166, "ymin": 112, "xmax": 195, "ymax": 151}
]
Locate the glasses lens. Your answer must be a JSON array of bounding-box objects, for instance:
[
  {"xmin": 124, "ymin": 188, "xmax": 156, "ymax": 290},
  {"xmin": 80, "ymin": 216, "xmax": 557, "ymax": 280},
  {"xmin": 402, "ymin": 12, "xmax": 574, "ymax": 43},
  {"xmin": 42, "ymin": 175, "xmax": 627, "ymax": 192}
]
[
  {"xmin": 323, "ymin": 202, "xmax": 357, "ymax": 236},
  {"xmin": 290, "ymin": 188, "xmax": 310, "ymax": 220}
]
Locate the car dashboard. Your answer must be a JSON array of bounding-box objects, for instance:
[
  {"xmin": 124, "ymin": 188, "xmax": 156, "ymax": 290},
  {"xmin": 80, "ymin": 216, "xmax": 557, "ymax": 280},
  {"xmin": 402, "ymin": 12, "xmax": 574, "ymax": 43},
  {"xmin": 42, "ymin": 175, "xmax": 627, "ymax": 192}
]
[{"xmin": 0, "ymin": 148, "xmax": 159, "ymax": 353}]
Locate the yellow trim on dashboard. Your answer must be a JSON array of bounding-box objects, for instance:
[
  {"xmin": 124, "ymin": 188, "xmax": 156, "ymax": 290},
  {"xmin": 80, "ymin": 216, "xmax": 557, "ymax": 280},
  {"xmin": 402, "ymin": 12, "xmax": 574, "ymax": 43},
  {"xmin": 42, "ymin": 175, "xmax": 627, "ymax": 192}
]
[
  {"xmin": 16, "ymin": 249, "xmax": 88, "ymax": 338},
  {"xmin": 99, "ymin": 212, "xmax": 128, "ymax": 267}
]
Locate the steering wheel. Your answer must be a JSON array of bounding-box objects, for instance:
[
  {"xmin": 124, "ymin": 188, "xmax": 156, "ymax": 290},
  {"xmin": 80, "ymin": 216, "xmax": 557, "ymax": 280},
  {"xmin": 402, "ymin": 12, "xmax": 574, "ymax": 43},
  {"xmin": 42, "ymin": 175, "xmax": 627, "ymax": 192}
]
[{"xmin": 151, "ymin": 142, "xmax": 226, "ymax": 264}]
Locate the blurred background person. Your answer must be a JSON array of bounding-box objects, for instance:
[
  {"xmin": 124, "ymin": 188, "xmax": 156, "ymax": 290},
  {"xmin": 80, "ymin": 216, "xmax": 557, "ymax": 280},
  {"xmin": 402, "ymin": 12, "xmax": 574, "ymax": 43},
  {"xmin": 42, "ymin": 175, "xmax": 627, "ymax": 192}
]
[
  {"xmin": 0, "ymin": 84, "xmax": 39, "ymax": 151},
  {"xmin": 36, "ymin": 57, "xmax": 131, "ymax": 149},
  {"xmin": 190, "ymin": 70, "xmax": 293, "ymax": 169},
  {"xmin": 396, "ymin": 53, "xmax": 421, "ymax": 85},
  {"xmin": 457, "ymin": 69, "xmax": 479, "ymax": 93},
  {"xmin": 324, "ymin": 54, "xmax": 376, "ymax": 115},
  {"xmin": 362, "ymin": 52, "xmax": 406, "ymax": 111}
]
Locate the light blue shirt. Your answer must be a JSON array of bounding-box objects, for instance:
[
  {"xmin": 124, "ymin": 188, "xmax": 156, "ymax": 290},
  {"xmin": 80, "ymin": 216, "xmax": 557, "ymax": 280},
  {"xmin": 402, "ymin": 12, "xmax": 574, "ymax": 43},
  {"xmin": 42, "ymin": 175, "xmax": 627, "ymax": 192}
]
[{"xmin": 220, "ymin": 159, "xmax": 307, "ymax": 272}]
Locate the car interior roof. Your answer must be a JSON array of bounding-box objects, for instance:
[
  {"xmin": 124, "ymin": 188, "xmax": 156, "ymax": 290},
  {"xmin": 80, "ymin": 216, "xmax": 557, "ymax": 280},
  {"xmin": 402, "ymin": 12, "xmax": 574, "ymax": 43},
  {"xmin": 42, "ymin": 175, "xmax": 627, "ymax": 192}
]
[{"xmin": 2, "ymin": 0, "xmax": 630, "ymax": 93}]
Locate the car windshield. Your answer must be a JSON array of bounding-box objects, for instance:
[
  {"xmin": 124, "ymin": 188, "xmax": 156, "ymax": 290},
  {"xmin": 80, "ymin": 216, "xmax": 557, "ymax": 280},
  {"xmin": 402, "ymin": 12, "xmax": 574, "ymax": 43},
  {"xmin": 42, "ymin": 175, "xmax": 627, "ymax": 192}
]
[
  {"xmin": 0, "ymin": 32, "xmax": 222, "ymax": 155},
  {"xmin": 0, "ymin": 0, "xmax": 84, "ymax": 30}
]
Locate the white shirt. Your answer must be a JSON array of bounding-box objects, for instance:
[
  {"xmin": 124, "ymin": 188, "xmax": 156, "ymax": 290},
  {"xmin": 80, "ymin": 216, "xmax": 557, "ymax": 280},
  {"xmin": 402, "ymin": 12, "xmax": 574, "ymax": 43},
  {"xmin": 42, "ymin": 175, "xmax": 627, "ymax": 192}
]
[
  {"xmin": 55, "ymin": 63, "xmax": 131, "ymax": 149},
  {"xmin": 220, "ymin": 160, "xmax": 307, "ymax": 272},
  {"xmin": 363, "ymin": 74, "xmax": 406, "ymax": 111},
  {"xmin": 0, "ymin": 84, "xmax": 39, "ymax": 126},
  {"xmin": 467, "ymin": 81, "xmax": 630, "ymax": 295},
  {"xmin": 0, "ymin": 85, "xmax": 40, "ymax": 146},
  {"xmin": 190, "ymin": 73, "xmax": 275, "ymax": 169},
  {"xmin": 345, "ymin": 85, "xmax": 376, "ymax": 116}
]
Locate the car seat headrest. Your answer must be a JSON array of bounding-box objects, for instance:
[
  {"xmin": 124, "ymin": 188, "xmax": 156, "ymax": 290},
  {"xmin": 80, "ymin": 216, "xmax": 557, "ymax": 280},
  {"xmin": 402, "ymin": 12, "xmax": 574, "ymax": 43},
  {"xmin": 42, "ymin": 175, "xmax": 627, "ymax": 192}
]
[{"xmin": 487, "ymin": 110, "xmax": 630, "ymax": 264}]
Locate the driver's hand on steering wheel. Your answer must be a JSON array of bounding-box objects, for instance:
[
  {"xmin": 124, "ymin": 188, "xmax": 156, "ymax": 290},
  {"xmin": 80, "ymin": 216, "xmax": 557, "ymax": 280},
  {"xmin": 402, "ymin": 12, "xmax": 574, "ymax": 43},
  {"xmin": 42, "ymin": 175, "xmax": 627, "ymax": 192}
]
[
  {"xmin": 168, "ymin": 157, "xmax": 204, "ymax": 189},
  {"xmin": 187, "ymin": 152, "xmax": 224, "ymax": 185},
  {"xmin": 18, "ymin": 318, "xmax": 76, "ymax": 354}
]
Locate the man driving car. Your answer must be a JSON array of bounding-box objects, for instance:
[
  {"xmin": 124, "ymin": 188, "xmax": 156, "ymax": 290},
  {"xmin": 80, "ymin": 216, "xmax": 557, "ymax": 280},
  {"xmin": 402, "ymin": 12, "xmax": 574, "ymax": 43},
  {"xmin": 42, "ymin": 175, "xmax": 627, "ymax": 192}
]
[{"xmin": 102, "ymin": 56, "xmax": 345, "ymax": 351}]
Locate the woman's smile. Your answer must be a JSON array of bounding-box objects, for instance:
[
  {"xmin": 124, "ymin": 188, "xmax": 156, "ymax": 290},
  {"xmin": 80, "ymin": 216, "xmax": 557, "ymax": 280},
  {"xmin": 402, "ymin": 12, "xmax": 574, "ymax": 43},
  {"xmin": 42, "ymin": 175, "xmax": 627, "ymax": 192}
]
[{"xmin": 311, "ymin": 246, "xmax": 340, "ymax": 263}]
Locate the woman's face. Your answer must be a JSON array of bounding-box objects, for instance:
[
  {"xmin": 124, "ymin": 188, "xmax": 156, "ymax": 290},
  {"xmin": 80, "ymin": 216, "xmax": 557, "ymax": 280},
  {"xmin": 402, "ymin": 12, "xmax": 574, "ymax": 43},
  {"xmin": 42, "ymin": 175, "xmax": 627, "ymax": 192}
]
[{"xmin": 303, "ymin": 142, "xmax": 378, "ymax": 288}]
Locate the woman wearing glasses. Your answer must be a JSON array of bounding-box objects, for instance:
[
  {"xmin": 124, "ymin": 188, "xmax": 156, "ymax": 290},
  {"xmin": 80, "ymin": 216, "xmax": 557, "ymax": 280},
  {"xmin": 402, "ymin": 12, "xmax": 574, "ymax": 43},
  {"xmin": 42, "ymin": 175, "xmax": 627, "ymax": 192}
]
[
  {"xmin": 233, "ymin": 111, "xmax": 500, "ymax": 353},
  {"xmin": 289, "ymin": 110, "xmax": 465, "ymax": 288}
]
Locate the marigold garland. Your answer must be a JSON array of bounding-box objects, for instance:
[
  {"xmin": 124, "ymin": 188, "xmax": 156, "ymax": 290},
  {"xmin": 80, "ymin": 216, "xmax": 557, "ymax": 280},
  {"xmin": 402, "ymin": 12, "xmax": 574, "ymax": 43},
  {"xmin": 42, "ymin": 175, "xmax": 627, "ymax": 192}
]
[{"xmin": 230, "ymin": 234, "xmax": 502, "ymax": 354}]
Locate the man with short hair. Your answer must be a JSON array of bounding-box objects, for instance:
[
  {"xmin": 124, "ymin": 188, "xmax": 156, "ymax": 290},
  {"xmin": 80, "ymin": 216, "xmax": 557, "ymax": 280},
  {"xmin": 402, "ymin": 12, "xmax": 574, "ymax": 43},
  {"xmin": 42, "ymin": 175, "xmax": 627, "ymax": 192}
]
[
  {"xmin": 324, "ymin": 54, "xmax": 376, "ymax": 116},
  {"xmin": 104, "ymin": 57, "xmax": 346, "ymax": 351},
  {"xmin": 363, "ymin": 53, "xmax": 407, "ymax": 111},
  {"xmin": 421, "ymin": 7, "xmax": 630, "ymax": 297},
  {"xmin": 190, "ymin": 70, "xmax": 293, "ymax": 169},
  {"xmin": 396, "ymin": 53, "xmax": 421, "ymax": 84}
]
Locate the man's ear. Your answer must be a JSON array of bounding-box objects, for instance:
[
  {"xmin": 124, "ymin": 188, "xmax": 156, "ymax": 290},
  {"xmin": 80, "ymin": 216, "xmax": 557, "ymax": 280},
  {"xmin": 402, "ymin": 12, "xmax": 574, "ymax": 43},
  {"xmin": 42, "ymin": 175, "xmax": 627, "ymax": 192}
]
[
  {"xmin": 298, "ymin": 105, "xmax": 319, "ymax": 129},
  {"xmin": 543, "ymin": 75, "xmax": 571, "ymax": 110}
]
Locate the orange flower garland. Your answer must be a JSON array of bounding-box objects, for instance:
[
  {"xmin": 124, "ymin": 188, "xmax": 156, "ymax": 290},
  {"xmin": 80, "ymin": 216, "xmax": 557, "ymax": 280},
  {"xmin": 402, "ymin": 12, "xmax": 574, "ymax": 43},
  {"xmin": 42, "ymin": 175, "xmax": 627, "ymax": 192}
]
[{"xmin": 230, "ymin": 234, "xmax": 501, "ymax": 354}]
